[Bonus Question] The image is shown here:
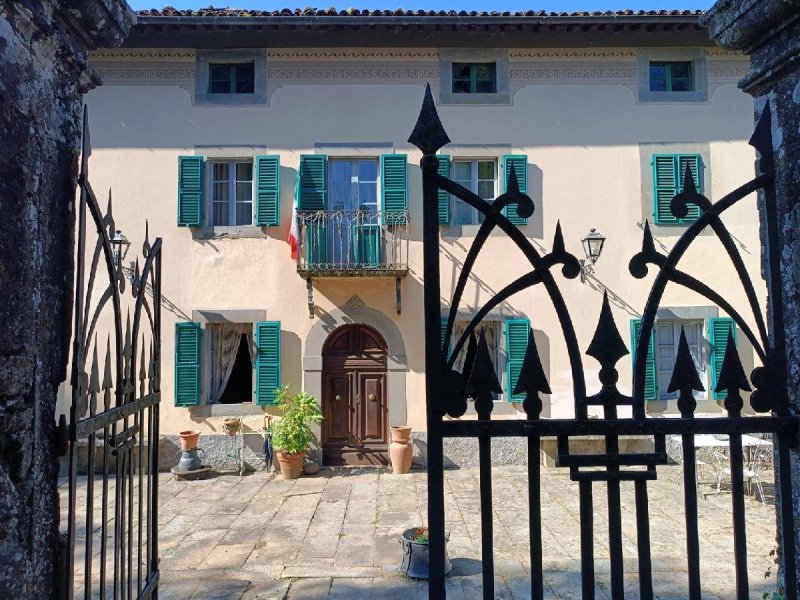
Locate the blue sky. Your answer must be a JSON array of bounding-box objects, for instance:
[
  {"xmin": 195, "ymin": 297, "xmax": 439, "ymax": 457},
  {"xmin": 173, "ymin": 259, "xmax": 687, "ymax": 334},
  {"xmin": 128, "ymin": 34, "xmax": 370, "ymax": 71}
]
[{"xmin": 128, "ymin": 1, "xmax": 714, "ymax": 12}]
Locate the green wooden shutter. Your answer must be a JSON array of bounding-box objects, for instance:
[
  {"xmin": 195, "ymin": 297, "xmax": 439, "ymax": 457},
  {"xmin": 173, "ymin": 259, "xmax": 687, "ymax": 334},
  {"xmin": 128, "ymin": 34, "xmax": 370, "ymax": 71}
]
[
  {"xmin": 709, "ymin": 317, "xmax": 736, "ymax": 400},
  {"xmin": 174, "ymin": 322, "xmax": 201, "ymax": 406},
  {"xmin": 652, "ymin": 154, "xmax": 703, "ymax": 225},
  {"xmin": 501, "ymin": 155, "xmax": 529, "ymax": 225},
  {"xmin": 631, "ymin": 319, "xmax": 658, "ymax": 401},
  {"xmin": 297, "ymin": 155, "xmax": 327, "ymax": 210},
  {"xmin": 255, "ymin": 321, "xmax": 281, "ymax": 405},
  {"xmin": 441, "ymin": 318, "xmax": 449, "ymax": 358},
  {"xmin": 297, "ymin": 155, "xmax": 328, "ymax": 265},
  {"xmin": 505, "ymin": 318, "xmax": 530, "ymax": 402},
  {"xmin": 437, "ymin": 154, "xmax": 451, "ymax": 225},
  {"xmin": 255, "ymin": 155, "xmax": 280, "ymax": 226},
  {"xmin": 381, "ymin": 154, "xmax": 408, "ymax": 226},
  {"xmin": 177, "ymin": 156, "xmax": 204, "ymax": 227}
]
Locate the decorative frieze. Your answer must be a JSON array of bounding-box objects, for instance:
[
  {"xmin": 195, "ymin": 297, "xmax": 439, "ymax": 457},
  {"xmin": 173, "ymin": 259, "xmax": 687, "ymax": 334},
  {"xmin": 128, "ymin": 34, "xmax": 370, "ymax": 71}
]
[
  {"xmin": 511, "ymin": 66, "xmax": 636, "ymax": 80},
  {"xmin": 510, "ymin": 49, "xmax": 637, "ymax": 59},
  {"xmin": 91, "ymin": 49, "xmax": 195, "ymax": 61},
  {"xmin": 92, "ymin": 63, "xmax": 195, "ymax": 84},
  {"xmin": 268, "ymin": 49, "xmax": 437, "ymax": 61},
  {"xmin": 267, "ymin": 64, "xmax": 437, "ymax": 81}
]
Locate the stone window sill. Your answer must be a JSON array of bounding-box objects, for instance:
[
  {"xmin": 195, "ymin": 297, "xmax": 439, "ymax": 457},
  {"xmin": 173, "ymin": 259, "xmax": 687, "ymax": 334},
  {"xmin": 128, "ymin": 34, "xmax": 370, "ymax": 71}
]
[{"xmin": 192, "ymin": 225, "xmax": 269, "ymax": 240}]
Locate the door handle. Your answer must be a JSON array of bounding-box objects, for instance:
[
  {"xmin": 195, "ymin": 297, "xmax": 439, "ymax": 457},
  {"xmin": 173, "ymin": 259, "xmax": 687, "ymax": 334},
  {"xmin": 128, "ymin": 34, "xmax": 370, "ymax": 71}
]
[{"xmin": 368, "ymin": 393, "xmax": 377, "ymax": 402}]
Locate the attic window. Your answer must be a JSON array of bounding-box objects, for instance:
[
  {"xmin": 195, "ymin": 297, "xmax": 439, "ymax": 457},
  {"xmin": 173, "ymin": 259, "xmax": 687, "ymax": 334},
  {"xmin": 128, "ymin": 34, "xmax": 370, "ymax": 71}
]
[
  {"xmin": 452, "ymin": 63, "xmax": 497, "ymax": 94},
  {"xmin": 209, "ymin": 63, "xmax": 255, "ymax": 94}
]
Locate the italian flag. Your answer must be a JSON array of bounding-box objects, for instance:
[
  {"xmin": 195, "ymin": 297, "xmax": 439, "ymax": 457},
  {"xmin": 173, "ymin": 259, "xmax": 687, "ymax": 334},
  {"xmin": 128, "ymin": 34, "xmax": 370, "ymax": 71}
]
[{"xmin": 288, "ymin": 194, "xmax": 299, "ymax": 260}]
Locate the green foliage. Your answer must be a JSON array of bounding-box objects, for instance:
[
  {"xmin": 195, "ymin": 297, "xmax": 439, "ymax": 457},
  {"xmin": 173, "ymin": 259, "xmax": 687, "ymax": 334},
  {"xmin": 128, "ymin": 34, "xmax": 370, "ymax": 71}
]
[{"xmin": 268, "ymin": 385, "xmax": 323, "ymax": 455}]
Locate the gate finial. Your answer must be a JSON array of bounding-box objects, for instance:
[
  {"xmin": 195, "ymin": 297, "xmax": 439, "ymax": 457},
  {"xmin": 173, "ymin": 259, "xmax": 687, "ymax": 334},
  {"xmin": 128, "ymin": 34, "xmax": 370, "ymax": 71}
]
[
  {"xmin": 716, "ymin": 332, "xmax": 750, "ymax": 417},
  {"xmin": 513, "ymin": 328, "xmax": 551, "ymax": 419},
  {"xmin": 667, "ymin": 327, "xmax": 705, "ymax": 417},
  {"xmin": 749, "ymin": 103, "xmax": 774, "ymax": 174},
  {"xmin": 408, "ymin": 83, "xmax": 451, "ymax": 155},
  {"xmin": 586, "ymin": 292, "xmax": 629, "ymax": 386},
  {"xmin": 467, "ymin": 330, "xmax": 503, "ymax": 419},
  {"xmin": 671, "ymin": 163, "xmax": 708, "ymax": 219}
]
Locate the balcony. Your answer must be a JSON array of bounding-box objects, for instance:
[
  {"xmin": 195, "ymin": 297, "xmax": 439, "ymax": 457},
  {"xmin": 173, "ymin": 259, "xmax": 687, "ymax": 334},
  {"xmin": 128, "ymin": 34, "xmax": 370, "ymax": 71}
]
[{"xmin": 296, "ymin": 210, "xmax": 409, "ymax": 278}]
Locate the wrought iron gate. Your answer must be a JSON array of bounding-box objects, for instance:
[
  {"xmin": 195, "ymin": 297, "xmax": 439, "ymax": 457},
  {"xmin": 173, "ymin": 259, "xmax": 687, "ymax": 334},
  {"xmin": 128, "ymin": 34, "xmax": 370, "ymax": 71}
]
[
  {"xmin": 63, "ymin": 107, "xmax": 162, "ymax": 600},
  {"xmin": 410, "ymin": 87, "xmax": 799, "ymax": 599}
]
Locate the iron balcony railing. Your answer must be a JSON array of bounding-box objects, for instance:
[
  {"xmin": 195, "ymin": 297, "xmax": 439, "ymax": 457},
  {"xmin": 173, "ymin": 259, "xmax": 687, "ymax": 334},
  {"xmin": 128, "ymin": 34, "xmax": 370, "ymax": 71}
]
[{"xmin": 296, "ymin": 209, "xmax": 409, "ymax": 277}]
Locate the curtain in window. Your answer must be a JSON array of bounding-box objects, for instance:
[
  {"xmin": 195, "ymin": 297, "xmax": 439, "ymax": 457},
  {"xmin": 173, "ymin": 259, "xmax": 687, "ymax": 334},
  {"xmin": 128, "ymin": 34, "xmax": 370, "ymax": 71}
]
[
  {"xmin": 452, "ymin": 321, "xmax": 498, "ymax": 374},
  {"xmin": 210, "ymin": 323, "xmax": 252, "ymax": 403}
]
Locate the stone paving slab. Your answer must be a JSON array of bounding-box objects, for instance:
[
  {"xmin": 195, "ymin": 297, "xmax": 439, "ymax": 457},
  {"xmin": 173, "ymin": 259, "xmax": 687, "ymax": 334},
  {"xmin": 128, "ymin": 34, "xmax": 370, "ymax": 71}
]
[{"xmin": 61, "ymin": 464, "xmax": 781, "ymax": 599}]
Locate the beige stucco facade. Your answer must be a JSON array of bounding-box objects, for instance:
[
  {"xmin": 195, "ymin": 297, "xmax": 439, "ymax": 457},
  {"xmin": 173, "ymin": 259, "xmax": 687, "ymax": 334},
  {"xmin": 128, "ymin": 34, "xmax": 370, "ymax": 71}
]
[{"xmin": 61, "ymin": 39, "xmax": 764, "ymax": 464}]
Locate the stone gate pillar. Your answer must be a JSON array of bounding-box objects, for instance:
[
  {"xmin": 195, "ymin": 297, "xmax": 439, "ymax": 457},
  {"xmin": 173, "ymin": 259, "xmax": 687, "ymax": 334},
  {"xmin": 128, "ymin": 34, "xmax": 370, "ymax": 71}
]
[
  {"xmin": 0, "ymin": 1, "xmax": 131, "ymax": 597},
  {"xmin": 703, "ymin": 0, "xmax": 800, "ymax": 591}
]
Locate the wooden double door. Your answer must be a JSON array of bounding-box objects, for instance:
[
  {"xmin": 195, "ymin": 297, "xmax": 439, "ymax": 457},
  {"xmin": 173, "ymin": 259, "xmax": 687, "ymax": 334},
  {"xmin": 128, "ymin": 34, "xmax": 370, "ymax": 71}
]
[{"xmin": 322, "ymin": 325, "xmax": 389, "ymax": 465}]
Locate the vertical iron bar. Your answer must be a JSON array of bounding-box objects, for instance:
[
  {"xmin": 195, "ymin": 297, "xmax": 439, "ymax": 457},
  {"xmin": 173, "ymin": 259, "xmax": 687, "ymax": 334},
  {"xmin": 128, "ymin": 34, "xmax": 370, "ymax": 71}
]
[
  {"xmin": 84, "ymin": 430, "xmax": 96, "ymax": 598},
  {"xmin": 138, "ymin": 405, "xmax": 144, "ymax": 595},
  {"xmin": 634, "ymin": 479, "xmax": 654, "ymax": 600},
  {"xmin": 100, "ymin": 417, "xmax": 110, "ymax": 598},
  {"xmin": 680, "ymin": 434, "xmax": 702, "ymax": 599},
  {"xmin": 606, "ymin": 479, "xmax": 624, "ymax": 600},
  {"xmin": 114, "ymin": 451, "xmax": 123, "ymax": 600},
  {"xmin": 604, "ymin": 402, "xmax": 624, "ymax": 600},
  {"xmin": 152, "ymin": 247, "xmax": 162, "ymax": 600},
  {"xmin": 579, "ymin": 480, "xmax": 595, "ymax": 600},
  {"xmin": 422, "ymin": 150, "xmax": 446, "ymax": 599},
  {"xmin": 128, "ymin": 445, "xmax": 134, "ymax": 600},
  {"xmin": 776, "ymin": 433, "xmax": 798, "ymax": 600},
  {"xmin": 528, "ymin": 434, "xmax": 543, "ymax": 600},
  {"xmin": 727, "ymin": 434, "xmax": 749, "ymax": 599},
  {"xmin": 478, "ymin": 434, "xmax": 494, "ymax": 599}
]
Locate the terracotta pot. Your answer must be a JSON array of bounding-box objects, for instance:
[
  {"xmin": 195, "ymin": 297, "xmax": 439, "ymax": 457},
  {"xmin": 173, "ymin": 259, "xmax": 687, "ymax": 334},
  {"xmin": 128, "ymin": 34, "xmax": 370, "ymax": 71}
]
[
  {"xmin": 276, "ymin": 450, "xmax": 306, "ymax": 479},
  {"xmin": 178, "ymin": 430, "xmax": 200, "ymax": 451},
  {"xmin": 390, "ymin": 426, "xmax": 413, "ymax": 474}
]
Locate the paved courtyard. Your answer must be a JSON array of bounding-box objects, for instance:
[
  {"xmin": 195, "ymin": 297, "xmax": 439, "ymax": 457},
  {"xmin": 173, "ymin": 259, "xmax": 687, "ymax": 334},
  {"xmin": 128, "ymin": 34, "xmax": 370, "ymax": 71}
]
[{"xmin": 62, "ymin": 464, "xmax": 779, "ymax": 599}]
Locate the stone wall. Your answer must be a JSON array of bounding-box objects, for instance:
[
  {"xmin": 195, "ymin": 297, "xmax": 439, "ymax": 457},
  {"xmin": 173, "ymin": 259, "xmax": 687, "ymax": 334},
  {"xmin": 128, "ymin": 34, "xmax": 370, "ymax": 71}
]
[
  {"xmin": 0, "ymin": 2, "xmax": 131, "ymax": 597},
  {"xmin": 703, "ymin": 0, "xmax": 800, "ymax": 593}
]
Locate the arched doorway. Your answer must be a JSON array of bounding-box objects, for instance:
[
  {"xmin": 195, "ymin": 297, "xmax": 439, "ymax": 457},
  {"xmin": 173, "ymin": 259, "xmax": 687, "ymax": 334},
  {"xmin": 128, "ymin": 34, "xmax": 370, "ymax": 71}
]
[{"xmin": 322, "ymin": 324, "xmax": 388, "ymax": 465}]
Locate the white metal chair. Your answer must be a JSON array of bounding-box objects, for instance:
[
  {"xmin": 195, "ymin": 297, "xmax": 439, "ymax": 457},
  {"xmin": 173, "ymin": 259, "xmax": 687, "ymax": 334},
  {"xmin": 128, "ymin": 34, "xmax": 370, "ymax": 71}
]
[{"xmin": 711, "ymin": 445, "xmax": 770, "ymax": 505}]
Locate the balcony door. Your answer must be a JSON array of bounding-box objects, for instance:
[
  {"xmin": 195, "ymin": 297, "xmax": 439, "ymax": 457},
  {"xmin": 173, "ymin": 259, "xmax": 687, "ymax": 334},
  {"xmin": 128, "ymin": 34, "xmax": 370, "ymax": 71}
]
[
  {"xmin": 321, "ymin": 324, "xmax": 388, "ymax": 465},
  {"xmin": 329, "ymin": 159, "xmax": 380, "ymax": 267}
]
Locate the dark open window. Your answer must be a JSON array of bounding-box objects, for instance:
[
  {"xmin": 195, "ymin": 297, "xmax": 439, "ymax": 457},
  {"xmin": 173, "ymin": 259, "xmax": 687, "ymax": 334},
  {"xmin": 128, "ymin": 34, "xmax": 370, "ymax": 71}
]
[
  {"xmin": 649, "ymin": 61, "xmax": 693, "ymax": 92},
  {"xmin": 218, "ymin": 334, "xmax": 253, "ymax": 404},
  {"xmin": 209, "ymin": 62, "xmax": 255, "ymax": 94},
  {"xmin": 452, "ymin": 63, "xmax": 497, "ymax": 94}
]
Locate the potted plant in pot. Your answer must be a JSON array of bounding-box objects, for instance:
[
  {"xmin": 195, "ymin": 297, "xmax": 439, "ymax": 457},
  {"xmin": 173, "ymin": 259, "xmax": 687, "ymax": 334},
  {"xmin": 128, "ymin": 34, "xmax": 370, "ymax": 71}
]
[{"xmin": 269, "ymin": 385, "xmax": 324, "ymax": 479}]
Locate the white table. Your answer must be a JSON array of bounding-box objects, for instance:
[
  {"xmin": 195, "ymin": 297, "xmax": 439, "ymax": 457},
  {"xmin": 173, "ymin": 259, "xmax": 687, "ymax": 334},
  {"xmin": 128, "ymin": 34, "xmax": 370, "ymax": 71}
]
[{"xmin": 694, "ymin": 434, "xmax": 773, "ymax": 449}]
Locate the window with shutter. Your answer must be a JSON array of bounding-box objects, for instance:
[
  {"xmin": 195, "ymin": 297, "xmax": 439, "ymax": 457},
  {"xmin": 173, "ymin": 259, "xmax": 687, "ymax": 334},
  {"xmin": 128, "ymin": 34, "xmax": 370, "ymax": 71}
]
[
  {"xmin": 505, "ymin": 318, "xmax": 530, "ymax": 402},
  {"xmin": 709, "ymin": 317, "xmax": 736, "ymax": 400},
  {"xmin": 177, "ymin": 156, "xmax": 204, "ymax": 227},
  {"xmin": 652, "ymin": 154, "xmax": 703, "ymax": 225},
  {"xmin": 254, "ymin": 155, "xmax": 280, "ymax": 226},
  {"xmin": 380, "ymin": 154, "xmax": 408, "ymax": 226},
  {"xmin": 255, "ymin": 321, "xmax": 281, "ymax": 405},
  {"xmin": 630, "ymin": 320, "xmax": 658, "ymax": 401},
  {"xmin": 174, "ymin": 322, "xmax": 201, "ymax": 406},
  {"xmin": 501, "ymin": 155, "xmax": 528, "ymax": 226},
  {"xmin": 437, "ymin": 155, "xmax": 451, "ymax": 225},
  {"xmin": 297, "ymin": 155, "xmax": 328, "ymax": 265}
]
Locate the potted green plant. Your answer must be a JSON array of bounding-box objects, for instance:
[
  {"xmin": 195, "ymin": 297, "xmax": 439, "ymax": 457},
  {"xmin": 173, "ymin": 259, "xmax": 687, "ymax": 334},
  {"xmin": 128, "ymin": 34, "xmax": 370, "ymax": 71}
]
[{"xmin": 269, "ymin": 385, "xmax": 323, "ymax": 479}]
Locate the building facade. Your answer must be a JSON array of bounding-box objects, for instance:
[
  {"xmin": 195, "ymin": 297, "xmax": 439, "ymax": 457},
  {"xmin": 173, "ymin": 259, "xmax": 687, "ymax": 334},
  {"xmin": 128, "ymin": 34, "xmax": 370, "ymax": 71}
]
[{"xmin": 63, "ymin": 8, "xmax": 762, "ymax": 469}]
